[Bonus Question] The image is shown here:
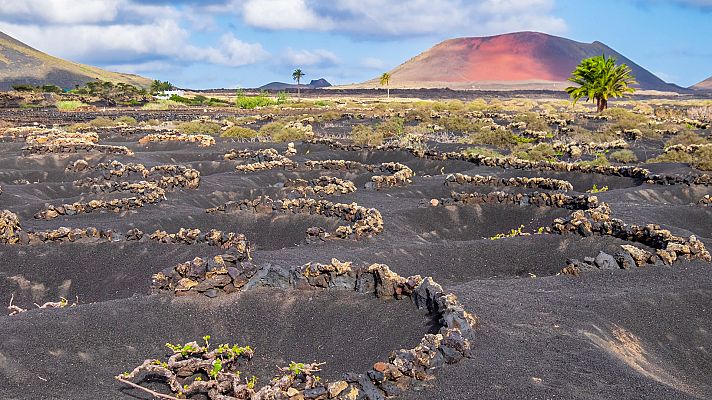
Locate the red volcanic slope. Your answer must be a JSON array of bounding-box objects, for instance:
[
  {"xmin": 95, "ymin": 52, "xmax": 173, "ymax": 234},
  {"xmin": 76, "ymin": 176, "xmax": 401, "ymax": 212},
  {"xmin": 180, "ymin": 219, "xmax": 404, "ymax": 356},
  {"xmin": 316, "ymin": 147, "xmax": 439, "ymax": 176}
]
[
  {"xmin": 382, "ymin": 32, "xmax": 681, "ymax": 91},
  {"xmin": 691, "ymin": 76, "xmax": 712, "ymax": 91}
]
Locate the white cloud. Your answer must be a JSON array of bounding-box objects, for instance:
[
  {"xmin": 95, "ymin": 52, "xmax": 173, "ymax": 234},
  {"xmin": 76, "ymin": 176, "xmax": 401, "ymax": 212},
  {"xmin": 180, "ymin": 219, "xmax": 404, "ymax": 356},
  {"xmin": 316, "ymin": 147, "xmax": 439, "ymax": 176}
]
[
  {"xmin": 283, "ymin": 48, "xmax": 339, "ymax": 66},
  {"xmin": 241, "ymin": 0, "xmax": 333, "ymax": 30},
  {"xmin": 360, "ymin": 57, "xmax": 389, "ymax": 70},
  {"xmin": 234, "ymin": 0, "xmax": 567, "ymax": 37},
  {"xmin": 0, "ymin": 1, "xmax": 267, "ymax": 68}
]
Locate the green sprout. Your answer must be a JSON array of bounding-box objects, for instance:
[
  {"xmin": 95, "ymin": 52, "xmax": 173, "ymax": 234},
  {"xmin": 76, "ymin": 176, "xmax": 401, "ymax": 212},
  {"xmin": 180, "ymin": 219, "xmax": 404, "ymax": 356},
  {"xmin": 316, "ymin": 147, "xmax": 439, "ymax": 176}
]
[
  {"xmin": 490, "ymin": 225, "xmax": 525, "ymax": 240},
  {"xmin": 587, "ymin": 184, "xmax": 609, "ymax": 193},
  {"xmin": 209, "ymin": 359, "xmax": 222, "ymax": 380},
  {"xmin": 247, "ymin": 376, "xmax": 257, "ymax": 389},
  {"xmin": 288, "ymin": 362, "xmax": 306, "ymax": 375}
]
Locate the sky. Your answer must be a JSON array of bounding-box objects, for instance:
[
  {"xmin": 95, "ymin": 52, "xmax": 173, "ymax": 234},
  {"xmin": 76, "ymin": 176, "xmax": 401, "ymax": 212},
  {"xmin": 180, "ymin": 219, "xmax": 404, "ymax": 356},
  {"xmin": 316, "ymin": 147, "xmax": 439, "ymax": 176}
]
[{"xmin": 0, "ymin": 0, "xmax": 710, "ymax": 89}]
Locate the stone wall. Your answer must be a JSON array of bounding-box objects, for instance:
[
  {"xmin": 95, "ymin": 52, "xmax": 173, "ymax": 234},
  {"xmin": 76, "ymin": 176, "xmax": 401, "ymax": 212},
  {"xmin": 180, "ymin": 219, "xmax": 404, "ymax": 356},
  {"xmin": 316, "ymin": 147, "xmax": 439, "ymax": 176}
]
[
  {"xmin": 141, "ymin": 256, "xmax": 477, "ymax": 400},
  {"xmin": 304, "ymin": 159, "xmax": 415, "ymax": 190},
  {"xmin": 284, "ymin": 176, "xmax": 357, "ymax": 196},
  {"xmin": 206, "ymin": 196, "xmax": 384, "ymax": 239},
  {"xmin": 225, "ymin": 148, "xmax": 297, "ymax": 172},
  {"xmin": 446, "ymin": 191, "xmax": 598, "ymax": 210},
  {"xmin": 34, "ymin": 184, "xmax": 167, "ymax": 219},
  {"xmin": 445, "ymin": 173, "xmax": 573, "ymax": 192},
  {"xmin": 23, "ymin": 142, "xmax": 133, "ymax": 156},
  {"xmin": 139, "ymin": 133, "xmax": 215, "ymax": 147}
]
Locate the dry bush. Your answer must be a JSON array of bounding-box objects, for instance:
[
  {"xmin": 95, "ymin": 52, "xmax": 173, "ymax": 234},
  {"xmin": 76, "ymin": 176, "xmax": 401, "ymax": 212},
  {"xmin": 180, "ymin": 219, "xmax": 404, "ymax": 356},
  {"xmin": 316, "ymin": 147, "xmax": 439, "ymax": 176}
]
[
  {"xmin": 566, "ymin": 125, "xmax": 618, "ymax": 143},
  {"xmin": 176, "ymin": 121, "xmax": 222, "ymax": 135},
  {"xmin": 116, "ymin": 116, "xmax": 138, "ymax": 126},
  {"xmin": 514, "ymin": 143, "xmax": 557, "ymax": 162},
  {"xmin": 466, "ymin": 127, "xmax": 517, "ymax": 149},
  {"xmin": 462, "ymin": 146, "xmax": 504, "ymax": 158},
  {"xmin": 687, "ymin": 105, "xmax": 712, "ymax": 123},
  {"xmin": 375, "ymin": 117, "xmax": 405, "ymax": 137},
  {"xmin": 665, "ymin": 131, "xmax": 708, "ymax": 146},
  {"xmin": 351, "ymin": 124, "xmax": 383, "ymax": 146},
  {"xmin": 221, "ymin": 126, "xmax": 259, "ymax": 139},
  {"xmin": 649, "ymin": 146, "xmax": 712, "ymax": 170},
  {"xmin": 512, "ymin": 112, "xmax": 549, "ymax": 132},
  {"xmin": 610, "ymin": 149, "xmax": 638, "ymax": 163}
]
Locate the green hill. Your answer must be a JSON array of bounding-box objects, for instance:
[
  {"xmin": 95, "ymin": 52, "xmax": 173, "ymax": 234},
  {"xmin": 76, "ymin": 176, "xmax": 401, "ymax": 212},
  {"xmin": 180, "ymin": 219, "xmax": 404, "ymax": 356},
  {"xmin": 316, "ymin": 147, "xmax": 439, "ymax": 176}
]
[{"xmin": 0, "ymin": 31, "xmax": 152, "ymax": 91}]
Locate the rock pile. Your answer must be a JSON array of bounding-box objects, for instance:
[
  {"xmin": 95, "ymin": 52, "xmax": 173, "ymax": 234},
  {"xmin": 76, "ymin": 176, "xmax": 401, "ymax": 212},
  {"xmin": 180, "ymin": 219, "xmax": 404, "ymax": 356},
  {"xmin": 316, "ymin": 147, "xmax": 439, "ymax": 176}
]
[
  {"xmin": 138, "ymin": 133, "xmax": 215, "ymax": 147},
  {"xmin": 206, "ymin": 196, "xmax": 384, "ymax": 239},
  {"xmin": 225, "ymin": 148, "xmax": 297, "ymax": 172},
  {"xmin": 0, "ymin": 210, "xmax": 21, "ymax": 244},
  {"xmin": 142, "ymin": 257, "xmax": 477, "ymax": 399},
  {"xmin": 445, "ymin": 173, "xmax": 573, "ymax": 192},
  {"xmin": 698, "ymin": 195, "xmax": 712, "ymax": 206},
  {"xmin": 284, "ymin": 176, "xmax": 357, "ymax": 197}
]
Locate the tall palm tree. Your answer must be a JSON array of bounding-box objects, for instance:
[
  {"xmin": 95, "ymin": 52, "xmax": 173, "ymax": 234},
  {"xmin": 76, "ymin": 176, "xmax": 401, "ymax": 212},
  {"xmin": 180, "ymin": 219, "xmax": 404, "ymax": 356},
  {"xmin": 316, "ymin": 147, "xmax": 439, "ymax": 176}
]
[
  {"xmin": 380, "ymin": 72, "xmax": 391, "ymax": 99},
  {"xmin": 292, "ymin": 69, "xmax": 305, "ymax": 100},
  {"xmin": 566, "ymin": 55, "xmax": 636, "ymax": 112}
]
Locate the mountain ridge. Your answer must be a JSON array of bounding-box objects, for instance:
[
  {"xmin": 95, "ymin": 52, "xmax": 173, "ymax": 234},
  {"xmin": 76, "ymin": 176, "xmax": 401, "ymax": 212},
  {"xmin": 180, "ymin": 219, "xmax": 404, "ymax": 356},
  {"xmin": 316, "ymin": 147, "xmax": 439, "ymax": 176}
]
[
  {"xmin": 354, "ymin": 32, "xmax": 687, "ymax": 92},
  {"xmin": 0, "ymin": 31, "xmax": 152, "ymax": 90}
]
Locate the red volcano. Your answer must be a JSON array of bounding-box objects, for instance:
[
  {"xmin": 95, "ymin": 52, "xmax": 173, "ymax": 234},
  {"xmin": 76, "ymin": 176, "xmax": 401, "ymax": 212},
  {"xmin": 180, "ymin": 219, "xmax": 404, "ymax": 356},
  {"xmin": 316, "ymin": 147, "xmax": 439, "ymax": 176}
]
[{"xmin": 373, "ymin": 32, "xmax": 682, "ymax": 92}]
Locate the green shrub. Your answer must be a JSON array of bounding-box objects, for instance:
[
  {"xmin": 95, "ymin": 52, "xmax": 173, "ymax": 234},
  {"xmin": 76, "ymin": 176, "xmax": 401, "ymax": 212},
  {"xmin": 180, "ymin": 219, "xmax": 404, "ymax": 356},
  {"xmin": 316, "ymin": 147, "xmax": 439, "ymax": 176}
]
[
  {"xmin": 176, "ymin": 121, "xmax": 222, "ymax": 135},
  {"xmin": 313, "ymin": 111, "xmax": 342, "ymax": 123},
  {"xmin": 235, "ymin": 90, "xmax": 276, "ymax": 109},
  {"xmin": 609, "ymin": 149, "xmax": 638, "ymax": 163},
  {"xmin": 375, "ymin": 117, "xmax": 405, "ymax": 138},
  {"xmin": 56, "ymin": 100, "xmax": 87, "ymax": 111},
  {"xmin": 221, "ymin": 126, "xmax": 259, "ymax": 139},
  {"xmin": 565, "ymin": 125, "xmax": 618, "ymax": 143},
  {"xmin": 351, "ymin": 125, "xmax": 383, "ymax": 146},
  {"xmin": 649, "ymin": 146, "xmax": 712, "ymax": 170},
  {"xmin": 580, "ymin": 153, "xmax": 610, "ymax": 167},
  {"xmin": 515, "ymin": 143, "xmax": 557, "ymax": 162}
]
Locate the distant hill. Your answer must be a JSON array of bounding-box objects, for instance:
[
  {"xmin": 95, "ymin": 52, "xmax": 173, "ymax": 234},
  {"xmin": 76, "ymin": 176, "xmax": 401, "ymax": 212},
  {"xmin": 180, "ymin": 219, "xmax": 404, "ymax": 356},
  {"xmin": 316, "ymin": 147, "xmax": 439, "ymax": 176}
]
[
  {"xmin": 0, "ymin": 31, "xmax": 152, "ymax": 91},
  {"xmin": 691, "ymin": 76, "xmax": 712, "ymax": 91},
  {"xmin": 355, "ymin": 32, "xmax": 686, "ymax": 92},
  {"xmin": 258, "ymin": 78, "xmax": 331, "ymax": 91}
]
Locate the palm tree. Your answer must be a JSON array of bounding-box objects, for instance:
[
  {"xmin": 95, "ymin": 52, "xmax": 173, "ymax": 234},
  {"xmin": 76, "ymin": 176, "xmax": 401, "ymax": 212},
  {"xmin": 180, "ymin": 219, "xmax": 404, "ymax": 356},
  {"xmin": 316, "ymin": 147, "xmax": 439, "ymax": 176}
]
[
  {"xmin": 566, "ymin": 55, "xmax": 636, "ymax": 113},
  {"xmin": 380, "ymin": 72, "xmax": 391, "ymax": 99},
  {"xmin": 292, "ymin": 69, "xmax": 305, "ymax": 100}
]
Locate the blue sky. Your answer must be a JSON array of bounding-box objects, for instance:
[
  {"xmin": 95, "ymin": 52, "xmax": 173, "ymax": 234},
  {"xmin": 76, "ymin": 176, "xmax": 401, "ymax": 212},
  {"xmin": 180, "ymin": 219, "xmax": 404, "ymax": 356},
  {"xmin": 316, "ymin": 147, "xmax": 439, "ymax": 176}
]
[{"xmin": 0, "ymin": 0, "xmax": 710, "ymax": 88}]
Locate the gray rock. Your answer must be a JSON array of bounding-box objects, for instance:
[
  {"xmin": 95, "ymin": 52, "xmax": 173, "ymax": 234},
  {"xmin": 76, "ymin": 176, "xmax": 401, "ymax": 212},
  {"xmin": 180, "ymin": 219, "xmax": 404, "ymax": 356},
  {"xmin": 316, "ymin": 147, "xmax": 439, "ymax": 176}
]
[
  {"xmin": 594, "ymin": 251, "xmax": 619, "ymax": 270},
  {"xmin": 412, "ymin": 277, "xmax": 444, "ymax": 313}
]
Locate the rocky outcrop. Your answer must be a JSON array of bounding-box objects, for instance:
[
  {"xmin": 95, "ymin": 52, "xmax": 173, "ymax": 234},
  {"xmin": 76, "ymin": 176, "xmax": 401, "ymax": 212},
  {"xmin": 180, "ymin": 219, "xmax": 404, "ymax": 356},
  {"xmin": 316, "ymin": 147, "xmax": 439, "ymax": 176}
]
[
  {"xmin": 445, "ymin": 173, "xmax": 573, "ymax": 191},
  {"xmin": 206, "ymin": 196, "xmax": 384, "ymax": 239},
  {"xmin": 139, "ymin": 133, "xmax": 215, "ymax": 147}
]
